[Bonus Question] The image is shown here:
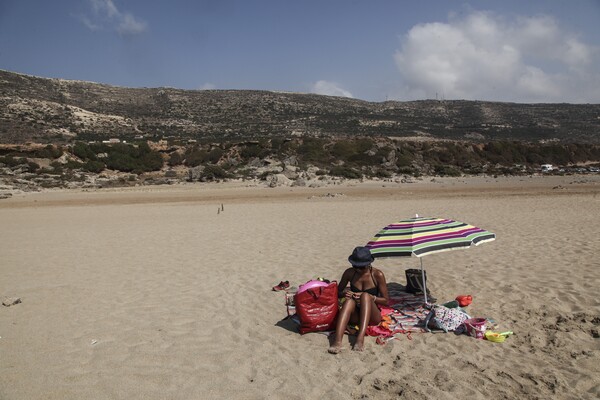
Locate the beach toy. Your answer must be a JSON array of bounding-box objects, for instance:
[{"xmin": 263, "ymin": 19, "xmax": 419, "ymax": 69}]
[
  {"xmin": 485, "ymin": 317, "xmax": 499, "ymax": 330},
  {"xmin": 297, "ymin": 279, "xmax": 329, "ymax": 294},
  {"xmin": 456, "ymin": 295, "xmax": 473, "ymax": 307},
  {"xmin": 464, "ymin": 317, "xmax": 487, "ymax": 339},
  {"xmin": 485, "ymin": 331, "xmax": 513, "ymax": 343}
]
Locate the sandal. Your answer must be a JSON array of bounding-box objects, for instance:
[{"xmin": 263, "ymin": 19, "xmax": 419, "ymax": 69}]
[{"xmin": 272, "ymin": 281, "xmax": 290, "ymax": 291}]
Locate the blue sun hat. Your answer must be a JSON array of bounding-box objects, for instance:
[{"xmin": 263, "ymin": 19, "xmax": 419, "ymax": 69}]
[{"xmin": 348, "ymin": 246, "xmax": 374, "ymax": 267}]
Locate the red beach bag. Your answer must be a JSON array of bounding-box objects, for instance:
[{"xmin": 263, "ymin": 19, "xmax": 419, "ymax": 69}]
[{"xmin": 295, "ymin": 281, "xmax": 338, "ymax": 334}]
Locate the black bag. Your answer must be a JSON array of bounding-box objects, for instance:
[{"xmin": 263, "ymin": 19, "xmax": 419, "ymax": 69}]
[{"xmin": 405, "ymin": 268, "xmax": 429, "ymax": 294}]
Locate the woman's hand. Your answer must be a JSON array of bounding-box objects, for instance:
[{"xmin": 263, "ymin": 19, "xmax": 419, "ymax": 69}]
[{"xmin": 344, "ymin": 290, "xmax": 355, "ymax": 299}]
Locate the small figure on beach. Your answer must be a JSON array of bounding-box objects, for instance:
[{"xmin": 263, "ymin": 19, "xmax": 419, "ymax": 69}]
[{"xmin": 328, "ymin": 246, "xmax": 389, "ymax": 354}]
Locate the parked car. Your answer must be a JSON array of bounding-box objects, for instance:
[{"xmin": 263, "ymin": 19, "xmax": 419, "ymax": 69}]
[{"xmin": 541, "ymin": 164, "xmax": 554, "ymax": 173}]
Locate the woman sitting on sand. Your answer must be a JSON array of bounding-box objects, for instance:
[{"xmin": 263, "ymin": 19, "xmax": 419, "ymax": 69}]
[{"xmin": 328, "ymin": 246, "xmax": 389, "ymax": 354}]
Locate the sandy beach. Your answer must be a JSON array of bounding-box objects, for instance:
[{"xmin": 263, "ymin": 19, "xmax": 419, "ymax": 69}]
[{"xmin": 1, "ymin": 175, "xmax": 599, "ymax": 400}]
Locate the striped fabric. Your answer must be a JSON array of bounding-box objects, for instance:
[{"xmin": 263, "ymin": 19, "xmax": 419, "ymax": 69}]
[{"xmin": 366, "ymin": 217, "xmax": 495, "ymax": 258}]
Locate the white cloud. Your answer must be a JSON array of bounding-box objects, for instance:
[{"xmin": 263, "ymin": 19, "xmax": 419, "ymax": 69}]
[
  {"xmin": 117, "ymin": 13, "xmax": 147, "ymax": 36},
  {"xmin": 394, "ymin": 11, "xmax": 600, "ymax": 103},
  {"xmin": 80, "ymin": 0, "xmax": 147, "ymax": 36},
  {"xmin": 91, "ymin": 0, "xmax": 118, "ymax": 18},
  {"xmin": 78, "ymin": 15, "xmax": 100, "ymax": 31},
  {"xmin": 310, "ymin": 80, "xmax": 353, "ymax": 98}
]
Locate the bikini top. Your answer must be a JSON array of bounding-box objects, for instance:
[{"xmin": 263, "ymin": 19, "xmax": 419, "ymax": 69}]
[{"xmin": 350, "ymin": 267, "xmax": 379, "ymax": 296}]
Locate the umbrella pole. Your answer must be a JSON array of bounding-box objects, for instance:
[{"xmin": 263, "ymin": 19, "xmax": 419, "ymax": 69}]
[{"xmin": 420, "ymin": 258, "xmax": 428, "ymax": 304}]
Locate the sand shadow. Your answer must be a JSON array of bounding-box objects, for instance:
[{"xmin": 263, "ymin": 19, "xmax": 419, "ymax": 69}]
[
  {"xmin": 275, "ymin": 315, "xmax": 300, "ymax": 333},
  {"xmin": 387, "ymin": 281, "xmax": 408, "ymax": 293}
]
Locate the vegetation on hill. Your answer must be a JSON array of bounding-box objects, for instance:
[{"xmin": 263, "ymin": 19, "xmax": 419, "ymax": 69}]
[
  {"xmin": 1, "ymin": 69, "xmax": 599, "ymax": 144},
  {"xmin": 2, "ymin": 138, "xmax": 599, "ymax": 184},
  {"xmin": 72, "ymin": 141, "xmax": 163, "ymax": 173}
]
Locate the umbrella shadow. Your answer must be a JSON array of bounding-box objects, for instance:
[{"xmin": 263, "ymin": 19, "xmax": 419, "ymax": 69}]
[
  {"xmin": 387, "ymin": 281, "xmax": 408, "ymax": 293},
  {"xmin": 387, "ymin": 280, "xmax": 437, "ymax": 304}
]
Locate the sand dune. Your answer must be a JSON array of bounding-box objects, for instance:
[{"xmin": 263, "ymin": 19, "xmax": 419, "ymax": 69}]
[{"xmin": 1, "ymin": 175, "xmax": 599, "ymax": 399}]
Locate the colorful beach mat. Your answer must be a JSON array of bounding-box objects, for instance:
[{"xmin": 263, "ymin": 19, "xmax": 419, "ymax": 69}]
[{"xmin": 368, "ymin": 288, "xmax": 430, "ymax": 343}]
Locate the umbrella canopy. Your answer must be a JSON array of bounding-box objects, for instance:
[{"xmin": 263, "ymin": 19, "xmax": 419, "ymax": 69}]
[
  {"xmin": 366, "ymin": 216, "xmax": 495, "ymax": 258},
  {"xmin": 365, "ymin": 216, "xmax": 495, "ymax": 304}
]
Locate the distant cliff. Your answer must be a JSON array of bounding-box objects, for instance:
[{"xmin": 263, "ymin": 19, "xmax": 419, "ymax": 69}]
[{"xmin": 1, "ymin": 69, "xmax": 599, "ymax": 144}]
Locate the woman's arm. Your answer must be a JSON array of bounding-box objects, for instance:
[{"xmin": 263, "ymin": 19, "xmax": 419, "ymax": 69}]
[
  {"xmin": 373, "ymin": 269, "xmax": 389, "ymax": 306},
  {"xmin": 337, "ymin": 268, "xmax": 352, "ymax": 298}
]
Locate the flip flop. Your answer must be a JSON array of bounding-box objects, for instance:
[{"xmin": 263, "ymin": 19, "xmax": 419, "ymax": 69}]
[{"xmin": 272, "ymin": 281, "xmax": 290, "ymax": 291}]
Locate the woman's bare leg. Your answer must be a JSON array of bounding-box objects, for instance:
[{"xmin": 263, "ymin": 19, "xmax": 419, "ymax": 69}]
[
  {"xmin": 354, "ymin": 293, "xmax": 382, "ymax": 351},
  {"xmin": 328, "ymin": 299, "xmax": 356, "ymax": 354}
]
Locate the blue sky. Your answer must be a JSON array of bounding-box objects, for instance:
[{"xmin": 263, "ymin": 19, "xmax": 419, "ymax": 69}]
[{"xmin": 1, "ymin": 0, "xmax": 599, "ymax": 103}]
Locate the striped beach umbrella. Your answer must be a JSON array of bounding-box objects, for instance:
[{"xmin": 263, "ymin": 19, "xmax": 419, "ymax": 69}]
[{"xmin": 366, "ymin": 216, "xmax": 495, "ymax": 303}]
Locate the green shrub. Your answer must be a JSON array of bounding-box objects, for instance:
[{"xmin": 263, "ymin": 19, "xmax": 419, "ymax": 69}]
[
  {"xmin": 184, "ymin": 148, "xmax": 208, "ymax": 167},
  {"xmin": 27, "ymin": 161, "xmax": 40, "ymax": 171},
  {"xmin": 206, "ymin": 147, "xmax": 224, "ymax": 164},
  {"xmin": 72, "ymin": 142, "xmax": 97, "ymax": 161},
  {"xmin": 329, "ymin": 165, "xmax": 362, "ymax": 179},
  {"xmin": 374, "ymin": 169, "xmax": 392, "ymax": 178},
  {"xmin": 235, "ymin": 168, "xmax": 255, "ymax": 178},
  {"xmin": 331, "ymin": 140, "xmax": 356, "ymax": 160},
  {"xmin": 64, "ymin": 160, "xmax": 83, "ymax": 169},
  {"xmin": 49, "ymin": 161, "xmax": 64, "ymax": 175},
  {"xmin": 270, "ymin": 137, "xmax": 286, "ymax": 152},
  {"xmin": 297, "ymin": 138, "xmax": 328, "ymax": 163},
  {"xmin": 168, "ymin": 152, "xmax": 184, "ymax": 166},
  {"xmin": 82, "ymin": 160, "xmax": 105, "ymax": 173},
  {"xmin": 280, "ymin": 140, "xmax": 298, "ymax": 154},
  {"xmin": 348, "ymin": 152, "xmax": 379, "ymax": 166},
  {"xmin": 354, "ymin": 138, "xmax": 375, "ymax": 153},
  {"xmin": 0, "ymin": 156, "xmax": 37, "ymax": 170},
  {"xmin": 219, "ymin": 162, "xmax": 235, "ymax": 171},
  {"xmin": 0, "ymin": 156, "xmax": 26, "ymax": 167},
  {"xmin": 433, "ymin": 165, "xmax": 461, "ymax": 177},
  {"xmin": 331, "ymin": 138, "xmax": 380, "ymax": 166},
  {"xmin": 104, "ymin": 152, "xmax": 130, "ymax": 171},
  {"xmin": 102, "ymin": 143, "xmax": 163, "ymax": 172},
  {"xmin": 241, "ymin": 144, "xmax": 269, "ymax": 159},
  {"xmin": 201, "ymin": 165, "xmax": 229, "ymax": 180},
  {"xmin": 397, "ymin": 166, "xmax": 415, "ymax": 174},
  {"xmin": 134, "ymin": 152, "xmax": 163, "ymax": 172},
  {"xmin": 34, "ymin": 144, "xmax": 63, "ymax": 159},
  {"xmin": 396, "ymin": 154, "xmax": 413, "ymax": 167}
]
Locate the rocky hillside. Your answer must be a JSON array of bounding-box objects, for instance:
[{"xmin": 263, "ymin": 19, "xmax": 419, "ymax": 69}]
[
  {"xmin": 1, "ymin": 69, "xmax": 599, "ymax": 144},
  {"xmin": 2, "ymin": 137, "xmax": 599, "ymax": 198}
]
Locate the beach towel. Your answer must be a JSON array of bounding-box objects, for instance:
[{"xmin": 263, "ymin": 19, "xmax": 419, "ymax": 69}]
[{"xmin": 367, "ymin": 287, "xmax": 430, "ymax": 343}]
